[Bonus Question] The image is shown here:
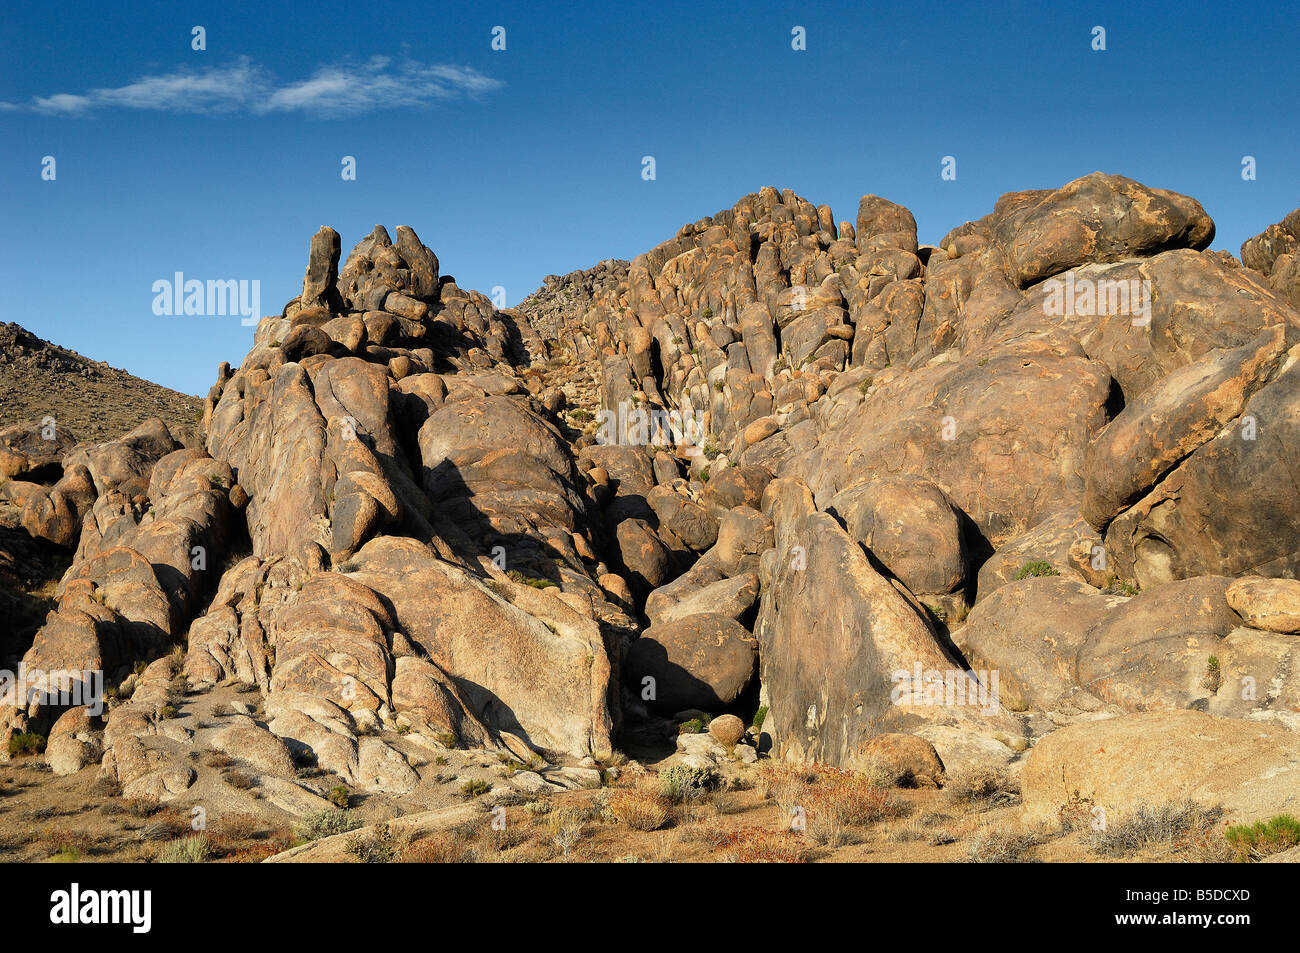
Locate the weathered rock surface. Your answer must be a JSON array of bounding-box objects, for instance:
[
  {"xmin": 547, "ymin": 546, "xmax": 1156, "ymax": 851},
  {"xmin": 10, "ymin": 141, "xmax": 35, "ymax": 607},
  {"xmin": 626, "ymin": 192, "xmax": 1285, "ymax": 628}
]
[{"xmin": 1022, "ymin": 710, "xmax": 1300, "ymax": 825}]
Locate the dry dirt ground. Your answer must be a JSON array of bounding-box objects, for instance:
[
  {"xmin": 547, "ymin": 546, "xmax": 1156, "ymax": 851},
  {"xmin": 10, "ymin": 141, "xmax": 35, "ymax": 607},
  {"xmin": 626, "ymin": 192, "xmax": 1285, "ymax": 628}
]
[{"xmin": 0, "ymin": 695, "xmax": 1240, "ymax": 864}]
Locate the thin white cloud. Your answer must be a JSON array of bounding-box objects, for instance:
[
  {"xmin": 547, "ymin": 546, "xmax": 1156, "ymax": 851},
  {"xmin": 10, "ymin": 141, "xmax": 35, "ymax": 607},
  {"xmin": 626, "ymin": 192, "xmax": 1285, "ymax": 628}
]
[{"xmin": 2, "ymin": 56, "xmax": 501, "ymax": 118}]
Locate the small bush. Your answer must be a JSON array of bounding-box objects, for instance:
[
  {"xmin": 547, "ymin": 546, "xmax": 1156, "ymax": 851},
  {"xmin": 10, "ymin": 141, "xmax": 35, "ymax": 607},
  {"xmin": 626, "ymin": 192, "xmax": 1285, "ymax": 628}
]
[
  {"xmin": 506, "ymin": 569, "xmax": 557, "ymax": 589},
  {"xmin": 125, "ymin": 796, "xmax": 161, "ymax": 818},
  {"xmin": 752, "ymin": 705, "xmax": 768, "ymax": 732},
  {"xmin": 677, "ymin": 718, "xmax": 708, "ymax": 735},
  {"xmin": 401, "ymin": 833, "xmax": 475, "ymax": 863},
  {"xmin": 346, "ymin": 822, "xmax": 400, "ymax": 863},
  {"xmin": 659, "ymin": 764, "xmax": 718, "ymax": 803},
  {"xmin": 943, "ymin": 768, "xmax": 1020, "ymax": 809},
  {"xmin": 459, "ymin": 778, "xmax": 492, "ymax": 798},
  {"xmin": 965, "ymin": 825, "xmax": 1041, "ymax": 863},
  {"xmin": 294, "ymin": 809, "xmax": 361, "ymax": 842},
  {"xmin": 157, "ymin": 835, "xmax": 211, "ymax": 864},
  {"xmin": 1013, "ymin": 560, "xmax": 1059, "ymax": 580},
  {"xmin": 328, "ymin": 785, "xmax": 350, "ymax": 809},
  {"xmin": 547, "ymin": 807, "xmax": 586, "ymax": 859},
  {"xmin": 223, "ymin": 769, "xmax": 255, "ymax": 790},
  {"xmin": 7, "ymin": 732, "xmax": 46, "ymax": 757},
  {"xmin": 1090, "ymin": 800, "xmax": 1224, "ymax": 857},
  {"xmin": 805, "ymin": 773, "xmax": 909, "ymax": 829},
  {"xmin": 609, "ymin": 789, "xmax": 671, "ymax": 831},
  {"xmin": 1225, "ymin": 814, "xmax": 1300, "ymax": 862}
]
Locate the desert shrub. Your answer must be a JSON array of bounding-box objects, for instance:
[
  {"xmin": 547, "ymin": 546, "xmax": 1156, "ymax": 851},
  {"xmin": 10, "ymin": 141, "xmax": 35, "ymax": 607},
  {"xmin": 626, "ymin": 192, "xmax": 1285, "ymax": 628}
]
[
  {"xmin": 609, "ymin": 789, "xmax": 671, "ymax": 831},
  {"xmin": 1089, "ymin": 800, "xmax": 1224, "ymax": 857},
  {"xmin": 294, "ymin": 809, "xmax": 360, "ymax": 841},
  {"xmin": 804, "ymin": 773, "xmax": 909, "ymax": 829},
  {"xmin": 157, "ymin": 835, "xmax": 211, "ymax": 864},
  {"xmin": 506, "ymin": 569, "xmax": 556, "ymax": 589},
  {"xmin": 659, "ymin": 764, "xmax": 718, "ymax": 803},
  {"xmin": 223, "ymin": 769, "xmax": 255, "ymax": 790},
  {"xmin": 965, "ymin": 824, "xmax": 1042, "ymax": 863},
  {"xmin": 524, "ymin": 799, "xmax": 552, "ymax": 817},
  {"xmin": 942, "ymin": 767, "xmax": 1020, "ymax": 809},
  {"xmin": 43, "ymin": 829, "xmax": 95, "ymax": 861},
  {"xmin": 7, "ymin": 732, "xmax": 46, "ymax": 757},
  {"xmin": 1013, "ymin": 560, "xmax": 1059, "ymax": 580},
  {"xmin": 677, "ymin": 718, "xmax": 708, "ymax": 735},
  {"xmin": 712, "ymin": 826, "xmax": 808, "ymax": 863},
  {"xmin": 346, "ymin": 823, "xmax": 400, "ymax": 863},
  {"xmin": 1225, "ymin": 814, "xmax": 1300, "ymax": 862},
  {"xmin": 328, "ymin": 785, "xmax": 350, "ymax": 808},
  {"xmin": 751, "ymin": 706, "xmax": 768, "ymax": 732},
  {"xmin": 547, "ymin": 807, "xmax": 587, "ymax": 859},
  {"xmin": 401, "ymin": 833, "xmax": 475, "ymax": 863},
  {"xmin": 459, "ymin": 778, "xmax": 492, "ymax": 798},
  {"xmin": 215, "ymin": 812, "xmax": 263, "ymax": 842},
  {"xmin": 202, "ymin": 751, "xmax": 235, "ymax": 769}
]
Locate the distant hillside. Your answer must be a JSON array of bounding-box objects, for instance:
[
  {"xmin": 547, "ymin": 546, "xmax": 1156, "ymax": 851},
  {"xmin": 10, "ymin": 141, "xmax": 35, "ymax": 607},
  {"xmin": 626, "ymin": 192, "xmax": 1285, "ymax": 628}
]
[{"xmin": 0, "ymin": 322, "xmax": 202, "ymax": 446}]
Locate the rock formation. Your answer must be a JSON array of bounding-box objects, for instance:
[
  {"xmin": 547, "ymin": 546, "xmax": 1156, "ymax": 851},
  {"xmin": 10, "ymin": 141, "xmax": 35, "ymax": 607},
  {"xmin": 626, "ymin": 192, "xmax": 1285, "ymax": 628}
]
[{"xmin": 3, "ymin": 173, "xmax": 1299, "ymax": 837}]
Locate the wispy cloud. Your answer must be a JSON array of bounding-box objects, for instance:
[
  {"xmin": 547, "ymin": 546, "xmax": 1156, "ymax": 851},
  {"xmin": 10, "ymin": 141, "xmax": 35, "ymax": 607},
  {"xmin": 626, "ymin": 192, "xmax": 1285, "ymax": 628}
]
[{"xmin": 2, "ymin": 56, "xmax": 502, "ymax": 118}]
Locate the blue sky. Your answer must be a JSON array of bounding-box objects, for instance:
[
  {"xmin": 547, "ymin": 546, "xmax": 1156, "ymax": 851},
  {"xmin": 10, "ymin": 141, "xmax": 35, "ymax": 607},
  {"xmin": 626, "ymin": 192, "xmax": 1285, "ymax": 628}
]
[{"xmin": 2, "ymin": 0, "xmax": 1296, "ymax": 395}]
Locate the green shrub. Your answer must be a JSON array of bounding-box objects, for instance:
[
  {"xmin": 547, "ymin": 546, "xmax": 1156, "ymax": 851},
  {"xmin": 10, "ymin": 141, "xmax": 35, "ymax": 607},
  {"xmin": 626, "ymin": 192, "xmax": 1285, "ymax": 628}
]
[
  {"xmin": 460, "ymin": 778, "xmax": 492, "ymax": 798},
  {"xmin": 1013, "ymin": 560, "xmax": 1059, "ymax": 580},
  {"xmin": 7, "ymin": 732, "xmax": 46, "ymax": 757},
  {"xmin": 507, "ymin": 569, "xmax": 557, "ymax": 589},
  {"xmin": 328, "ymin": 785, "xmax": 350, "ymax": 809},
  {"xmin": 659, "ymin": 764, "xmax": 719, "ymax": 803},
  {"xmin": 1225, "ymin": 814, "xmax": 1300, "ymax": 862},
  {"xmin": 677, "ymin": 718, "xmax": 707, "ymax": 735},
  {"xmin": 752, "ymin": 706, "xmax": 768, "ymax": 732}
]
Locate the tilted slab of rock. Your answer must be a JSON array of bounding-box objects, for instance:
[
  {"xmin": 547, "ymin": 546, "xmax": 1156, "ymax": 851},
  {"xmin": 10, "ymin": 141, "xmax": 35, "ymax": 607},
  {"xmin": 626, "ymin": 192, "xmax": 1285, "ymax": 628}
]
[
  {"xmin": 754, "ymin": 478, "xmax": 1012, "ymax": 768},
  {"xmin": 1103, "ymin": 355, "xmax": 1300, "ymax": 585},
  {"xmin": 1081, "ymin": 325, "xmax": 1294, "ymax": 530}
]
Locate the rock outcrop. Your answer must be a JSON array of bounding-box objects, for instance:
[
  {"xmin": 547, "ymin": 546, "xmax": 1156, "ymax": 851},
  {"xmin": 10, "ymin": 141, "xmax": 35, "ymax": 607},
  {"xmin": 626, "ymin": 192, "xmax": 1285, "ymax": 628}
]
[{"xmin": 4, "ymin": 180, "xmax": 1299, "ymax": 843}]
